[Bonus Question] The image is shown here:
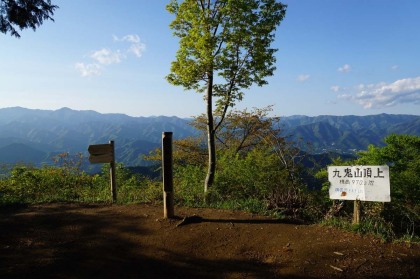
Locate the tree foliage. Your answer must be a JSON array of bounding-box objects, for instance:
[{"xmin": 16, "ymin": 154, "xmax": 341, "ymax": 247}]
[
  {"xmin": 0, "ymin": 0, "xmax": 58, "ymax": 38},
  {"xmin": 357, "ymin": 134, "xmax": 420, "ymax": 205},
  {"xmin": 146, "ymin": 106, "xmax": 288, "ymax": 165},
  {"xmin": 166, "ymin": 0, "xmax": 287, "ymax": 192},
  {"xmin": 356, "ymin": 134, "xmax": 420, "ymax": 238},
  {"xmin": 146, "ymin": 107, "xmax": 309, "ymax": 216}
]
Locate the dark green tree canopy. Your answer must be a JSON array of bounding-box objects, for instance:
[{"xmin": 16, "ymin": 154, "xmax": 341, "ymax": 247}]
[{"xmin": 0, "ymin": 0, "xmax": 58, "ymax": 38}]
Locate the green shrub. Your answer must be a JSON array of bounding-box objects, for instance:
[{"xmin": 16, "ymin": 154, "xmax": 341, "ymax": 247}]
[
  {"xmin": 0, "ymin": 157, "xmax": 163, "ymax": 205},
  {"xmin": 0, "ymin": 164, "xmax": 96, "ymax": 204},
  {"xmin": 173, "ymin": 164, "xmax": 206, "ymax": 206}
]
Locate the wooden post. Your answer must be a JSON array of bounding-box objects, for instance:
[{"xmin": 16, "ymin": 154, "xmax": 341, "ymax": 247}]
[
  {"xmin": 162, "ymin": 132, "xmax": 174, "ymax": 218},
  {"xmin": 110, "ymin": 140, "xmax": 117, "ymax": 203},
  {"xmin": 353, "ymin": 200, "xmax": 361, "ymax": 224}
]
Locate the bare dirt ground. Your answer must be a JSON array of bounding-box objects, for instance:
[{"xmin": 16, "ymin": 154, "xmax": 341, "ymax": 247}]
[{"xmin": 0, "ymin": 203, "xmax": 418, "ymax": 279}]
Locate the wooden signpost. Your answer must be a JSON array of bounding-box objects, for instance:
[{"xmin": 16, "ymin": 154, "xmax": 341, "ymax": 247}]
[
  {"xmin": 88, "ymin": 141, "xmax": 117, "ymax": 203},
  {"xmin": 162, "ymin": 132, "xmax": 174, "ymax": 218}
]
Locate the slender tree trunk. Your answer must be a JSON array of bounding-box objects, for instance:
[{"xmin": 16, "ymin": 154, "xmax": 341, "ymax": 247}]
[{"xmin": 204, "ymin": 71, "xmax": 216, "ymax": 194}]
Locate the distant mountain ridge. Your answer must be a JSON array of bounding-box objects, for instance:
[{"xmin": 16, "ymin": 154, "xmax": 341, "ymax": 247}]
[
  {"xmin": 0, "ymin": 107, "xmax": 419, "ymax": 166},
  {"xmin": 0, "ymin": 107, "xmax": 196, "ymax": 166},
  {"xmin": 281, "ymin": 114, "xmax": 420, "ymax": 153}
]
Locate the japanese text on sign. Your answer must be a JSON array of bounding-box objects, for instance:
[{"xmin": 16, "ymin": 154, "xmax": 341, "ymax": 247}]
[{"xmin": 328, "ymin": 166, "xmax": 390, "ymax": 202}]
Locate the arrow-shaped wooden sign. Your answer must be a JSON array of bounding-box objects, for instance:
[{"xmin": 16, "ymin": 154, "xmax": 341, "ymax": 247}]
[
  {"xmin": 88, "ymin": 143, "xmax": 113, "ymax": 156},
  {"xmin": 88, "ymin": 143, "xmax": 114, "ymax": 164}
]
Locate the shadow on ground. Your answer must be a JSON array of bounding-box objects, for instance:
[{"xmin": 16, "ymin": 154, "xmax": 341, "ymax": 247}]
[{"xmin": 0, "ymin": 204, "xmax": 306, "ymax": 279}]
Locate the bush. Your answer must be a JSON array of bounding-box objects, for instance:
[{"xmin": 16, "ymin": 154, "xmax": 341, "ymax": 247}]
[
  {"xmin": 0, "ymin": 156, "xmax": 164, "ymax": 206},
  {"xmin": 173, "ymin": 164, "xmax": 206, "ymax": 206},
  {"xmin": 0, "ymin": 164, "xmax": 95, "ymax": 204}
]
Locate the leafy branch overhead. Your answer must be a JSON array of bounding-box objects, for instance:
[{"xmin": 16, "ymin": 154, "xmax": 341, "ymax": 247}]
[{"xmin": 0, "ymin": 0, "xmax": 58, "ymax": 38}]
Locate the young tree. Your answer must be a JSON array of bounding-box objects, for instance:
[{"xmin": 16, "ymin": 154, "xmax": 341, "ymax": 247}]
[
  {"xmin": 166, "ymin": 0, "xmax": 287, "ymax": 193},
  {"xmin": 0, "ymin": 0, "xmax": 58, "ymax": 38}
]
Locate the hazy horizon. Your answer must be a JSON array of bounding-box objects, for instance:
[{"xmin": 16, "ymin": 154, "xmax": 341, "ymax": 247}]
[
  {"xmin": 1, "ymin": 105, "xmax": 419, "ymax": 119},
  {"xmin": 1, "ymin": 1, "xmax": 419, "ymax": 117}
]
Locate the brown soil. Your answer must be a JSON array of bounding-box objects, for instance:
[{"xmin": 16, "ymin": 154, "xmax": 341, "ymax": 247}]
[{"xmin": 0, "ymin": 203, "xmax": 418, "ymax": 278}]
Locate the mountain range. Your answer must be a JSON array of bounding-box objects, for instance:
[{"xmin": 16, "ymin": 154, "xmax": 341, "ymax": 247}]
[
  {"xmin": 0, "ymin": 107, "xmax": 418, "ymax": 168},
  {"xmin": 282, "ymin": 114, "xmax": 420, "ymax": 153},
  {"xmin": 0, "ymin": 107, "xmax": 196, "ymax": 167}
]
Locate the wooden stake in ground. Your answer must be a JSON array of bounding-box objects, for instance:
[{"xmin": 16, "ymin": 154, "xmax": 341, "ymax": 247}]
[
  {"xmin": 162, "ymin": 132, "xmax": 174, "ymax": 218},
  {"xmin": 109, "ymin": 141, "xmax": 117, "ymax": 203},
  {"xmin": 353, "ymin": 199, "xmax": 361, "ymax": 224}
]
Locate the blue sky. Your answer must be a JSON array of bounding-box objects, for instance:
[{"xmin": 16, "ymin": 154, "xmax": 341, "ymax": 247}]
[{"xmin": 1, "ymin": 0, "xmax": 419, "ymax": 117}]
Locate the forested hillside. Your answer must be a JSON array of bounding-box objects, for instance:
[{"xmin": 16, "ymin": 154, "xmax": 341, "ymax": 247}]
[
  {"xmin": 0, "ymin": 107, "xmax": 419, "ymax": 166},
  {"xmin": 282, "ymin": 114, "xmax": 420, "ymax": 153},
  {"xmin": 0, "ymin": 107, "xmax": 196, "ymax": 166}
]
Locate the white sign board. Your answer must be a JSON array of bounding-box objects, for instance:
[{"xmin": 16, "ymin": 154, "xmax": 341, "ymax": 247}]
[{"xmin": 328, "ymin": 166, "xmax": 390, "ymax": 202}]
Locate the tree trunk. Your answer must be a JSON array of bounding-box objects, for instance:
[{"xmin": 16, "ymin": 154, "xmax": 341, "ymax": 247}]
[{"xmin": 204, "ymin": 71, "xmax": 215, "ymax": 194}]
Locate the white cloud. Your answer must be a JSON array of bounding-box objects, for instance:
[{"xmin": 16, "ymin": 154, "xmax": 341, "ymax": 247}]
[
  {"xmin": 391, "ymin": 65, "xmax": 399, "ymax": 71},
  {"xmin": 330, "ymin": 85, "xmax": 340, "ymax": 92},
  {"xmin": 297, "ymin": 74, "xmax": 310, "ymax": 82},
  {"xmin": 338, "ymin": 64, "xmax": 351, "ymax": 73},
  {"xmin": 91, "ymin": 48, "xmax": 123, "ymax": 65},
  {"xmin": 128, "ymin": 43, "xmax": 146, "ymax": 58},
  {"xmin": 113, "ymin": 34, "xmax": 146, "ymax": 58},
  {"xmin": 339, "ymin": 76, "xmax": 420, "ymax": 109},
  {"xmin": 75, "ymin": 63, "xmax": 101, "ymax": 77},
  {"xmin": 76, "ymin": 34, "xmax": 145, "ymax": 77}
]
